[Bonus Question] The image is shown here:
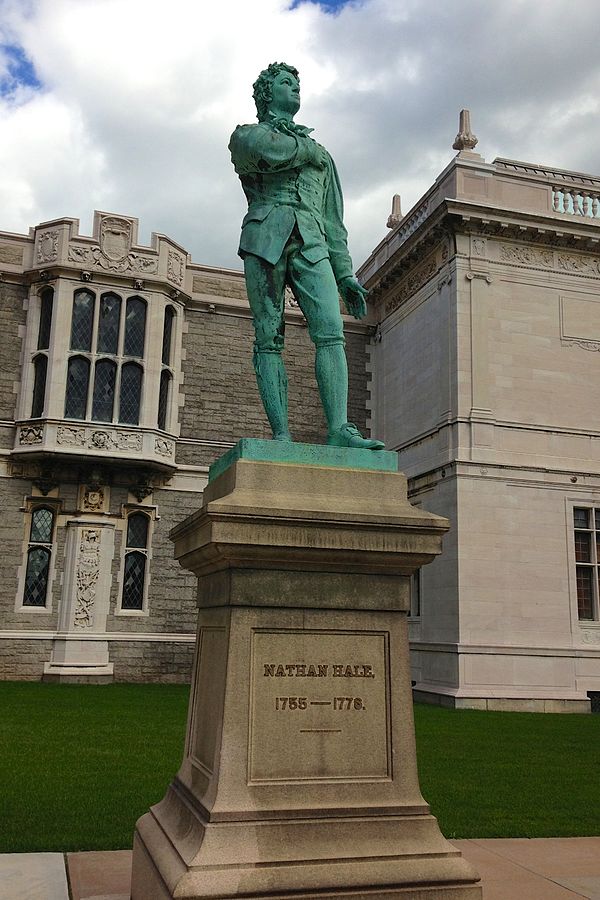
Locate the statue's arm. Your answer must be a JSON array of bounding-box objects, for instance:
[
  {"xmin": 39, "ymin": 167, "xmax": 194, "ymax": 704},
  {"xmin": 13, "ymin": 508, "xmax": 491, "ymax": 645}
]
[
  {"xmin": 325, "ymin": 157, "xmax": 368, "ymax": 319},
  {"xmin": 229, "ymin": 124, "xmax": 322, "ymax": 174}
]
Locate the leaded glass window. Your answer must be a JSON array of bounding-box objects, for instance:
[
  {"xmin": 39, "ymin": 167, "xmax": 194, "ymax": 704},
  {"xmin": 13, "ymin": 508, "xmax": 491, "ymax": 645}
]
[
  {"xmin": 65, "ymin": 356, "xmax": 90, "ymax": 419},
  {"xmin": 158, "ymin": 370, "xmax": 170, "ymax": 430},
  {"xmin": 96, "ymin": 292, "xmax": 121, "ymax": 354},
  {"xmin": 38, "ymin": 288, "xmax": 54, "ymax": 350},
  {"xmin": 23, "ymin": 507, "xmax": 55, "ymax": 608},
  {"xmin": 70, "ymin": 290, "xmax": 95, "ymax": 351},
  {"xmin": 162, "ymin": 306, "xmax": 175, "ymax": 365},
  {"xmin": 31, "ymin": 354, "xmax": 47, "ymax": 418},
  {"xmin": 124, "ymin": 297, "xmax": 146, "ymax": 358},
  {"xmin": 121, "ymin": 513, "xmax": 150, "ymax": 611},
  {"xmin": 92, "ymin": 359, "xmax": 117, "ymax": 422},
  {"xmin": 119, "ymin": 362, "xmax": 142, "ymax": 425}
]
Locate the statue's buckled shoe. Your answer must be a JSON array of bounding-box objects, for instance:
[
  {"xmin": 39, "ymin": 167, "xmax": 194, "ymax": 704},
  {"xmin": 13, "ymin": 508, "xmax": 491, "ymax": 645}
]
[{"xmin": 327, "ymin": 422, "xmax": 385, "ymax": 451}]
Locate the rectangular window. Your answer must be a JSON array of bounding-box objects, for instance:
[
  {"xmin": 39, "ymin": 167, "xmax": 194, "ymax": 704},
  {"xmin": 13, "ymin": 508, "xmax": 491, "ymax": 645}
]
[
  {"xmin": 409, "ymin": 571, "xmax": 421, "ymax": 618},
  {"xmin": 573, "ymin": 507, "xmax": 599, "ymax": 620}
]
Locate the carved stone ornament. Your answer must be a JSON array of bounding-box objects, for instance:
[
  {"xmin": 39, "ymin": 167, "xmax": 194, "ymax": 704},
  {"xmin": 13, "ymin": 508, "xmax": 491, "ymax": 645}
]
[
  {"xmin": 130, "ymin": 474, "xmax": 154, "ymax": 503},
  {"xmin": 581, "ymin": 629, "xmax": 600, "ymax": 644},
  {"xmin": 68, "ymin": 244, "xmax": 158, "ymax": 275},
  {"xmin": 100, "ymin": 216, "xmax": 132, "ymax": 262},
  {"xmin": 562, "ymin": 339, "xmax": 600, "ymax": 352},
  {"xmin": 20, "ymin": 425, "xmax": 43, "ymax": 445},
  {"xmin": 557, "ymin": 253, "xmax": 600, "ymax": 276},
  {"xmin": 57, "ymin": 426, "xmax": 87, "ymax": 446},
  {"xmin": 33, "ymin": 465, "xmax": 58, "ymax": 496},
  {"xmin": 499, "ymin": 244, "xmax": 554, "ymax": 267},
  {"xmin": 82, "ymin": 487, "xmax": 105, "ymax": 511},
  {"xmin": 284, "ymin": 285, "xmax": 299, "ymax": 309},
  {"xmin": 155, "ymin": 437, "xmax": 175, "ymax": 457},
  {"xmin": 385, "ymin": 256, "xmax": 438, "ymax": 316},
  {"xmin": 472, "ymin": 238, "xmax": 486, "ymax": 257},
  {"xmin": 73, "ymin": 528, "xmax": 101, "ymax": 629},
  {"xmin": 57, "ymin": 424, "xmax": 142, "ymax": 452},
  {"xmin": 36, "ymin": 230, "xmax": 59, "ymax": 264},
  {"xmin": 167, "ymin": 249, "xmax": 185, "ymax": 286}
]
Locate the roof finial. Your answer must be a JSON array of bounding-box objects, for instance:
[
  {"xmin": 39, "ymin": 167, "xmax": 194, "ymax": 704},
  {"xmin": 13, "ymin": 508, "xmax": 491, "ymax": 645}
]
[
  {"xmin": 386, "ymin": 194, "xmax": 403, "ymax": 229},
  {"xmin": 453, "ymin": 109, "xmax": 478, "ymax": 152}
]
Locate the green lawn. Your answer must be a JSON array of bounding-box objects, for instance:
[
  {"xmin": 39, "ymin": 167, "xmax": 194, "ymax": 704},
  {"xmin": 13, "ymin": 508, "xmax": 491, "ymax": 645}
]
[{"xmin": 1, "ymin": 682, "xmax": 598, "ymax": 852}]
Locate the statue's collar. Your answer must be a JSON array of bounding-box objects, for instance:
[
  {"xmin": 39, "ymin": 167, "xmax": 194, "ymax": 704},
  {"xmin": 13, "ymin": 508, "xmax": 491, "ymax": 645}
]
[{"xmin": 265, "ymin": 111, "xmax": 314, "ymax": 137}]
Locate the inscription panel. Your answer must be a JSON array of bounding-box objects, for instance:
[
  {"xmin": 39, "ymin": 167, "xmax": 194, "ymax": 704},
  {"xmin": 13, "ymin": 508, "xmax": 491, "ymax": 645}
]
[{"xmin": 249, "ymin": 629, "xmax": 390, "ymax": 783}]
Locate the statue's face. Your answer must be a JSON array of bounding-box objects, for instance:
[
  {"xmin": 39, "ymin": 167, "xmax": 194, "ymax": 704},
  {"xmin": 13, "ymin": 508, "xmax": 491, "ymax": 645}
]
[{"xmin": 269, "ymin": 70, "xmax": 300, "ymax": 117}]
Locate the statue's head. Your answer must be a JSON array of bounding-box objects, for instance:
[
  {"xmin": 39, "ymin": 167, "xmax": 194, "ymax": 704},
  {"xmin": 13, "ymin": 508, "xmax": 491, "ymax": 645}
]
[{"xmin": 253, "ymin": 62, "xmax": 300, "ymax": 121}]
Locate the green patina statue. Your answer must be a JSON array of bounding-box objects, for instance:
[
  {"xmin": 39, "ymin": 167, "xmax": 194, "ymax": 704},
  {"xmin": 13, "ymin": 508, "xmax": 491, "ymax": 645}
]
[{"xmin": 229, "ymin": 62, "xmax": 384, "ymax": 450}]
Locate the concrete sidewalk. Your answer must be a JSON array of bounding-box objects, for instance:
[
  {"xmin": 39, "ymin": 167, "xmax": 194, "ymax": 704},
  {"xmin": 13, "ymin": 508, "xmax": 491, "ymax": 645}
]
[{"xmin": 1, "ymin": 838, "xmax": 599, "ymax": 900}]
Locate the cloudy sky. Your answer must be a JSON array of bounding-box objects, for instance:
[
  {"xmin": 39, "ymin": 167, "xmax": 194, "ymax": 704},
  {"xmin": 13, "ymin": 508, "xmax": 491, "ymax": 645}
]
[{"xmin": 1, "ymin": 0, "xmax": 599, "ymax": 272}]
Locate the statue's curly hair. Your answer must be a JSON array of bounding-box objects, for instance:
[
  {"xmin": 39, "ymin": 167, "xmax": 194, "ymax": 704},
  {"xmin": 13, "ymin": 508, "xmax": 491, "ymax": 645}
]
[{"xmin": 253, "ymin": 62, "xmax": 299, "ymax": 122}]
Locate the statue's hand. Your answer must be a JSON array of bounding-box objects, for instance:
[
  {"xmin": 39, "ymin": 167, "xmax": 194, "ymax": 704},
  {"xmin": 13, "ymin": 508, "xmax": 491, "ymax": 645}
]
[
  {"xmin": 339, "ymin": 276, "xmax": 368, "ymax": 319},
  {"xmin": 307, "ymin": 139, "xmax": 328, "ymax": 169}
]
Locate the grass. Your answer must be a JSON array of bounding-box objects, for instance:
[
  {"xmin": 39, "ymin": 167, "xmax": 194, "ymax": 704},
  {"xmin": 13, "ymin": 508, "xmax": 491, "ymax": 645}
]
[{"xmin": 1, "ymin": 682, "xmax": 599, "ymax": 851}]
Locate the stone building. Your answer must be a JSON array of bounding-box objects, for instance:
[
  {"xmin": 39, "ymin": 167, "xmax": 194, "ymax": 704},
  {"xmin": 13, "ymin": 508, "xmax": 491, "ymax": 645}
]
[
  {"xmin": 3, "ymin": 117, "xmax": 600, "ymax": 711},
  {"xmin": 0, "ymin": 211, "xmax": 369, "ymax": 682},
  {"xmin": 359, "ymin": 115, "xmax": 600, "ymax": 712}
]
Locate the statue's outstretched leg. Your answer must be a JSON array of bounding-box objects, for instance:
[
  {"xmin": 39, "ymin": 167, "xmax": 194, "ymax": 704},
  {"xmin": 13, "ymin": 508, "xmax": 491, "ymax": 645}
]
[{"xmin": 253, "ymin": 348, "xmax": 292, "ymax": 442}]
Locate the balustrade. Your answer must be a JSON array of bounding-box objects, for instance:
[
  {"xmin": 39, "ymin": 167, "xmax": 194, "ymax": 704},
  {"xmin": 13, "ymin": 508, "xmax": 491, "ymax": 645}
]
[{"xmin": 552, "ymin": 187, "xmax": 600, "ymax": 219}]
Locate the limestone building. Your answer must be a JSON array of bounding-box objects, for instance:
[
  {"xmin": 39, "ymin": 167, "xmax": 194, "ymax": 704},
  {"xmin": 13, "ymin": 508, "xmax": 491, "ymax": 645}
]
[
  {"xmin": 359, "ymin": 117, "xmax": 600, "ymax": 711},
  {"xmin": 0, "ymin": 211, "xmax": 368, "ymax": 682}
]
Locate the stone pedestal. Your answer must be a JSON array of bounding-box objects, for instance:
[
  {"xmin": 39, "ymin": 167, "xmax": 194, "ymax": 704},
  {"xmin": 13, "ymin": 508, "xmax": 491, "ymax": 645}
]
[{"xmin": 131, "ymin": 443, "xmax": 481, "ymax": 898}]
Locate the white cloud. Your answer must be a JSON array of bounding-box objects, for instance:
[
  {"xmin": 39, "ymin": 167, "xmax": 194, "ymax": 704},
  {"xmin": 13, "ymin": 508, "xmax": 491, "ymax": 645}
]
[{"xmin": 1, "ymin": 0, "xmax": 600, "ymax": 269}]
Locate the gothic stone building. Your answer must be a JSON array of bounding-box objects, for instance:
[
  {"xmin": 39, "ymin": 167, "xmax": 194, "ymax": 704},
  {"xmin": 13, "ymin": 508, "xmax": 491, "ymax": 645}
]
[
  {"xmin": 2, "ymin": 133, "xmax": 600, "ymax": 712},
  {"xmin": 0, "ymin": 211, "xmax": 368, "ymax": 683}
]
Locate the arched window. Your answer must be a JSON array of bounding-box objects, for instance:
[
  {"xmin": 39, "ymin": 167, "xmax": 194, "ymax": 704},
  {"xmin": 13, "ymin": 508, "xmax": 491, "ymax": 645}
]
[
  {"xmin": 157, "ymin": 370, "xmax": 171, "ymax": 431},
  {"xmin": 31, "ymin": 354, "xmax": 48, "ymax": 418},
  {"xmin": 96, "ymin": 292, "xmax": 121, "ymax": 354},
  {"xmin": 37, "ymin": 288, "xmax": 54, "ymax": 350},
  {"xmin": 23, "ymin": 507, "xmax": 55, "ymax": 607},
  {"xmin": 119, "ymin": 362, "xmax": 142, "ymax": 425},
  {"xmin": 70, "ymin": 290, "xmax": 95, "ymax": 351},
  {"xmin": 124, "ymin": 297, "xmax": 146, "ymax": 358},
  {"xmin": 162, "ymin": 306, "xmax": 175, "ymax": 366},
  {"xmin": 65, "ymin": 355, "xmax": 90, "ymax": 419},
  {"xmin": 121, "ymin": 513, "xmax": 149, "ymax": 611},
  {"xmin": 92, "ymin": 358, "xmax": 117, "ymax": 422}
]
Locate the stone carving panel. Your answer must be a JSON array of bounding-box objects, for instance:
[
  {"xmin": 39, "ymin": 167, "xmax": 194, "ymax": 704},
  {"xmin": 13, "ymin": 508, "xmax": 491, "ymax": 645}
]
[
  {"xmin": 36, "ymin": 230, "xmax": 59, "ymax": 264},
  {"xmin": 385, "ymin": 256, "xmax": 438, "ymax": 315},
  {"xmin": 74, "ymin": 528, "xmax": 101, "ymax": 629},
  {"xmin": 155, "ymin": 437, "xmax": 175, "ymax": 458},
  {"xmin": 57, "ymin": 425, "xmax": 142, "ymax": 452},
  {"xmin": 82, "ymin": 487, "xmax": 105, "ymax": 512},
  {"xmin": 100, "ymin": 216, "xmax": 132, "ymax": 262},
  {"xmin": 167, "ymin": 249, "xmax": 185, "ymax": 286},
  {"xmin": 499, "ymin": 244, "xmax": 553, "ymax": 267},
  {"xmin": 68, "ymin": 244, "xmax": 158, "ymax": 275},
  {"xmin": 19, "ymin": 425, "xmax": 43, "ymax": 445}
]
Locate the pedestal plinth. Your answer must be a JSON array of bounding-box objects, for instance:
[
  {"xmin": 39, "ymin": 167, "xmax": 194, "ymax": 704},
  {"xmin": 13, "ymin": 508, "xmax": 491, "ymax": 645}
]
[{"xmin": 131, "ymin": 442, "xmax": 481, "ymax": 899}]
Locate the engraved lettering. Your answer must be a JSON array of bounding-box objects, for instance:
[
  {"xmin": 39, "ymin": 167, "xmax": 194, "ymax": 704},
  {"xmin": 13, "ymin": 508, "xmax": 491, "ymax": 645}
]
[{"xmin": 264, "ymin": 664, "xmax": 275, "ymax": 676}]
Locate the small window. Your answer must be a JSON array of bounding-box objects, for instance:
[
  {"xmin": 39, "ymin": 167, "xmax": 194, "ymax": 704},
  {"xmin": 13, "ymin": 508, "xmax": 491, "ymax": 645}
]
[
  {"xmin": 124, "ymin": 297, "xmax": 146, "ymax": 358},
  {"xmin": 65, "ymin": 355, "xmax": 90, "ymax": 419},
  {"xmin": 70, "ymin": 289, "xmax": 95, "ymax": 351},
  {"xmin": 157, "ymin": 370, "xmax": 171, "ymax": 430},
  {"xmin": 37, "ymin": 288, "xmax": 54, "ymax": 350},
  {"xmin": 23, "ymin": 507, "xmax": 55, "ymax": 607},
  {"xmin": 121, "ymin": 513, "xmax": 149, "ymax": 611},
  {"xmin": 31, "ymin": 354, "xmax": 48, "ymax": 418},
  {"xmin": 162, "ymin": 306, "xmax": 175, "ymax": 365},
  {"xmin": 574, "ymin": 507, "xmax": 599, "ymax": 620}
]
